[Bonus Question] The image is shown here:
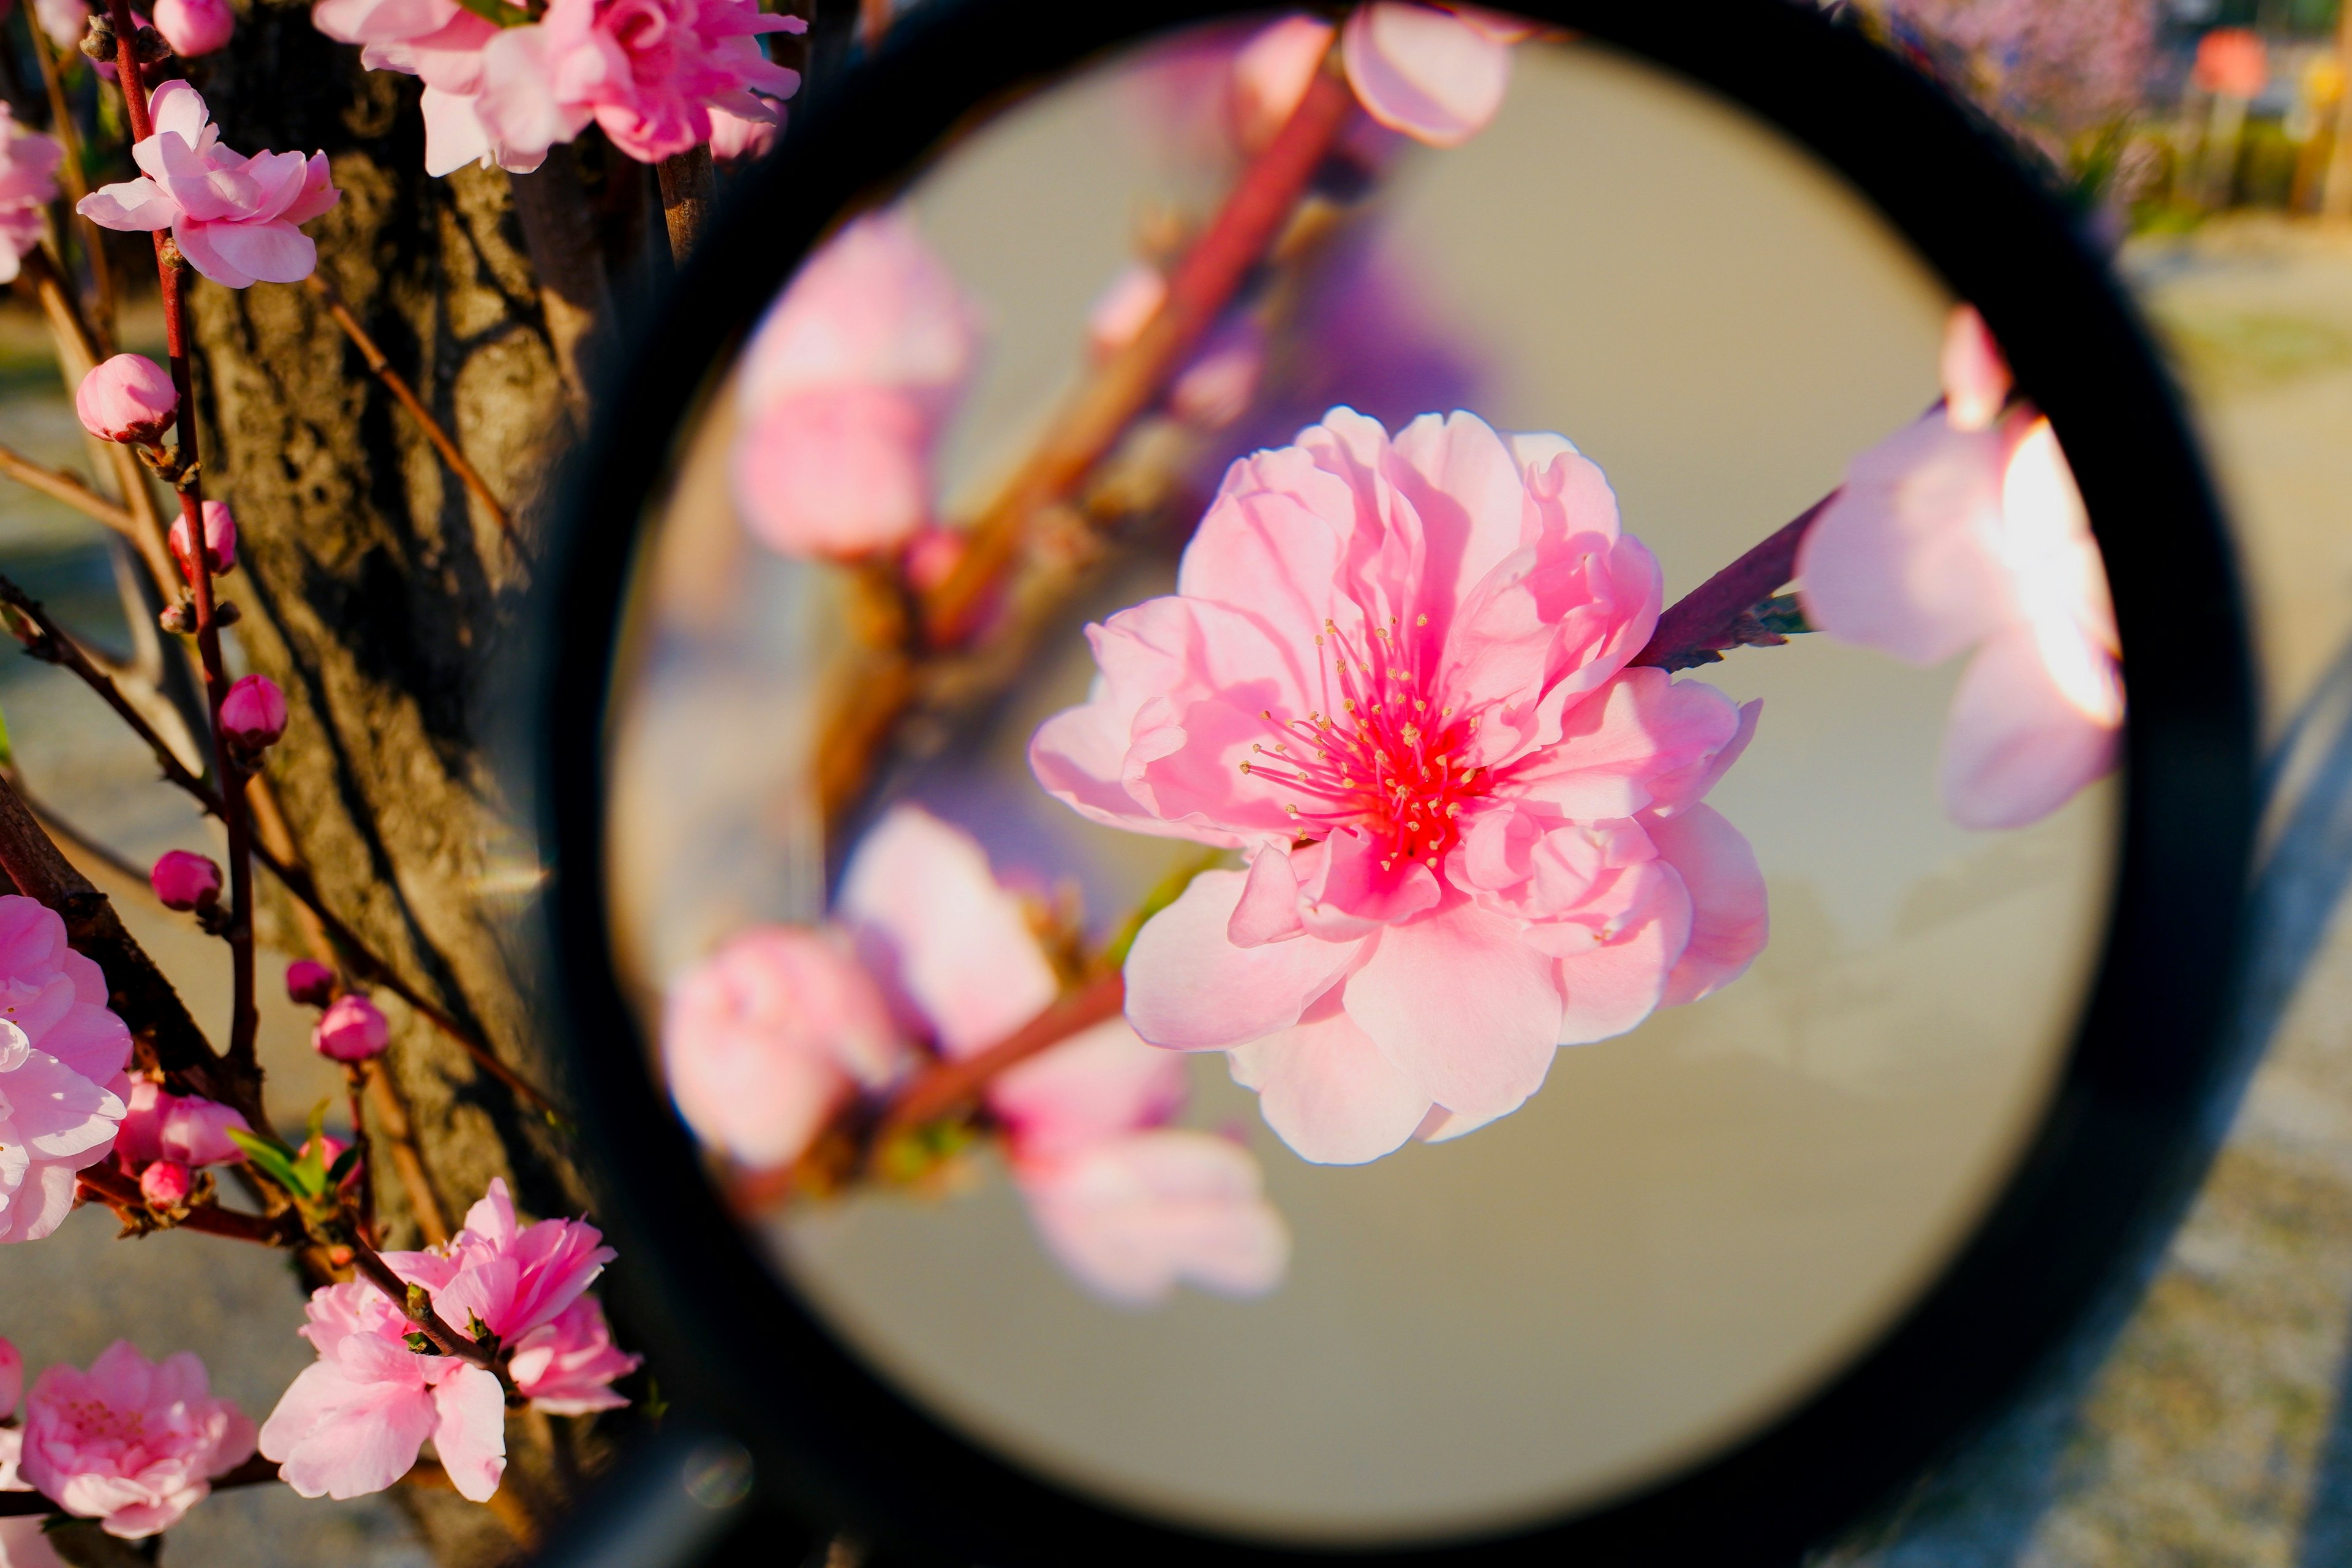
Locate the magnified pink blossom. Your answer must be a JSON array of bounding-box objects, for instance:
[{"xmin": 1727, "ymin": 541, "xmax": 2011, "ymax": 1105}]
[
  {"xmin": 74, "ymin": 355, "xmax": 178, "ymax": 446},
  {"xmin": 731, "ymin": 212, "xmax": 984, "ymax": 558},
  {"xmin": 470, "ymin": 0, "xmax": 804, "ymax": 167},
  {"xmin": 153, "ymin": 0, "xmax": 233, "ymax": 55},
  {"xmin": 78, "ymin": 82, "xmax": 339, "ymax": 289},
  {"xmin": 18, "ymin": 1343, "xmax": 255, "ymax": 1538},
  {"xmin": 840, "ymin": 805, "xmax": 1290, "ymax": 1302},
  {"xmin": 262, "ymin": 1178, "xmax": 632, "ymax": 1501},
  {"xmin": 0, "ymin": 107, "xmax": 62, "ymax": 288},
  {"xmin": 1798, "ymin": 306, "xmax": 2121, "ymax": 829},
  {"xmin": 1031, "ymin": 407, "xmax": 1766, "ymax": 1164},
  {"xmin": 148, "ymin": 850, "xmax": 222, "ymax": 913},
  {"xmin": 0, "ymin": 896, "xmax": 134, "ymax": 1242},
  {"xmin": 1340, "ymin": 4, "xmax": 1528, "ymax": 149},
  {"xmin": 662, "ymin": 925, "xmax": 905, "ymax": 1169},
  {"xmin": 169, "ymin": 500, "xmax": 236, "ymax": 579},
  {"xmin": 116, "ymin": 1079, "xmax": 249, "ymax": 1169},
  {"xmin": 219, "ymin": 673, "xmax": 288, "ymax": 753},
  {"xmin": 285, "ymin": 959, "xmax": 336, "ymax": 1006},
  {"xmin": 311, "ymin": 993, "xmax": 388, "ymax": 1062}
]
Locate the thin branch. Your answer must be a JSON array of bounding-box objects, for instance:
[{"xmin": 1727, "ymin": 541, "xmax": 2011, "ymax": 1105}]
[
  {"xmin": 876, "ymin": 971, "xmax": 1126, "ymax": 1134},
  {"xmin": 303, "ymin": 273, "xmax": 516, "ymax": 548},
  {"xmin": 75, "ymin": 1161, "xmax": 299, "ymax": 1245},
  {"xmin": 1627, "ymin": 490, "xmax": 1836, "ymax": 673},
  {"xmin": 655, "ymin": 146, "xmax": 714, "ymax": 266},
  {"xmin": 346, "ymin": 1235, "xmax": 500, "ymax": 1371},
  {"xmin": 0, "ymin": 440, "xmax": 137, "ymax": 535},
  {"xmin": 0, "ymin": 1457, "xmax": 281, "ymax": 1518},
  {"xmin": 24, "ymin": 19, "xmax": 118, "ymax": 342}
]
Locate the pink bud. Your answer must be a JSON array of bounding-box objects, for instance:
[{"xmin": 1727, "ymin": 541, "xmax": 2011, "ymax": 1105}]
[
  {"xmin": 285, "ymin": 959, "xmax": 336, "ymax": 1007},
  {"xmin": 151, "ymin": 0, "xmax": 232, "ymax": 54},
  {"xmin": 0, "ymin": 1335, "xmax": 19, "ymax": 1415},
  {"xmin": 300, "ymin": 1132, "xmax": 360, "ymax": 1188},
  {"xmin": 139, "ymin": 1159, "xmax": 192, "ymax": 1207},
  {"xmin": 75, "ymin": 354, "xmax": 178, "ymax": 444},
  {"xmin": 218, "ymin": 674, "xmax": 287, "ymax": 753},
  {"xmin": 159, "ymin": 1093, "xmax": 249, "ymax": 1166},
  {"xmin": 149, "ymin": 848, "xmax": 222, "ymax": 911},
  {"xmin": 312, "ymin": 993, "xmax": 389, "ymax": 1061},
  {"xmin": 169, "ymin": 500, "xmax": 237, "ymax": 579}
]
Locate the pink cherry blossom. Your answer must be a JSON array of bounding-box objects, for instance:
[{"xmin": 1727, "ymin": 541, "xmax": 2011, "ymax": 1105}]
[
  {"xmin": 662, "ymin": 925, "xmax": 905, "ymax": 1169},
  {"xmin": 78, "ymin": 82, "xmax": 339, "ymax": 289},
  {"xmin": 148, "ymin": 850, "xmax": 222, "ymax": 912},
  {"xmin": 0, "ymin": 896, "xmax": 134, "ymax": 1242},
  {"xmin": 0, "ymin": 107, "xmax": 62, "ymax": 288},
  {"xmin": 470, "ymin": 0, "xmax": 804, "ymax": 167},
  {"xmin": 218, "ymin": 673, "xmax": 288, "ymax": 752},
  {"xmin": 169, "ymin": 500, "xmax": 237, "ymax": 579},
  {"xmin": 74, "ymin": 355, "xmax": 178, "ymax": 445},
  {"xmin": 1797, "ymin": 306, "xmax": 2122, "ymax": 830},
  {"xmin": 262, "ymin": 1178, "xmax": 632, "ymax": 1500},
  {"xmin": 285, "ymin": 959, "xmax": 336, "ymax": 1006},
  {"xmin": 1340, "ymin": 4, "xmax": 1528, "ymax": 149},
  {"xmin": 153, "ymin": 0, "xmax": 233, "ymax": 55},
  {"xmin": 731, "ymin": 212, "xmax": 983, "ymax": 558},
  {"xmin": 116, "ymin": 1077, "xmax": 250, "ymax": 1170},
  {"xmin": 706, "ymin": 104, "xmax": 776, "ymax": 164},
  {"xmin": 18, "ymin": 1343, "xmax": 255, "ymax": 1538},
  {"xmin": 1031, "ymin": 407, "xmax": 1767, "ymax": 1164},
  {"xmin": 311, "ymin": 993, "xmax": 388, "ymax": 1061},
  {"xmin": 840, "ymin": 805, "xmax": 1290, "ymax": 1303}
]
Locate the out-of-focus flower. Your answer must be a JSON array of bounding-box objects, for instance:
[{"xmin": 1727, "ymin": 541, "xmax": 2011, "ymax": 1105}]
[
  {"xmin": 1032, "ymin": 407, "xmax": 1766, "ymax": 1164},
  {"xmin": 1339, "ymin": 4, "xmax": 1526, "ymax": 149},
  {"xmin": 840, "ymin": 805, "xmax": 1289, "ymax": 1303},
  {"xmin": 116, "ymin": 1078, "xmax": 249, "ymax": 1170},
  {"xmin": 78, "ymin": 82, "xmax": 340, "ymax": 288},
  {"xmin": 0, "ymin": 107, "xmax": 62, "ymax": 287},
  {"xmin": 18, "ymin": 1343, "xmax": 255, "ymax": 1538},
  {"xmin": 311, "ymin": 993, "xmax": 388, "ymax": 1062},
  {"xmin": 138, "ymin": 1159, "xmax": 190, "ymax": 1207},
  {"xmin": 218, "ymin": 674, "xmax": 287, "ymax": 753},
  {"xmin": 731, "ymin": 211, "xmax": 983, "ymax": 559},
  {"xmin": 148, "ymin": 850, "xmax": 222, "ymax": 913},
  {"xmin": 32, "ymin": 0, "xmax": 87, "ymax": 48},
  {"xmin": 1085, "ymin": 262, "xmax": 1267, "ymax": 433},
  {"xmin": 2193, "ymin": 26, "xmax": 2267, "ymax": 100},
  {"xmin": 74, "ymin": 355, "xmax": 178, "ymax": 445},
  {"xmin": 169, "ymin": 500, "xmax": 236, "ymax": 579},
  {"xmin": 1798, "ymin": 306, "xmax": 2120, "ymax": 829},
  {"xmin": 0, "ymin": 1335, "xmax": 20, "ymax": 1415},
  {"xmin": 0, "ymin": 897, "xmax": 134, "ymax": 1243},
  {"xmin": 470, "ymin": 0, "xmax": 804, "ymax": 167},
  {"xmin": 662, "ymin": 926, "xmax": 905, "ymax": 1168},
  {"xmin": 285, "ymin": 959, "xmax": 336, "ymax": 1006},
  {"xmin": 706, "ymin": 104, "xmax": 777, "ymax": 164},
  {"xmin": 153, "ymin": 0, "xmax": 233, "ymax": 55},
  {"xmin": 260, "ymin": 1179, "xmax": 631, "ymax": 1499}
]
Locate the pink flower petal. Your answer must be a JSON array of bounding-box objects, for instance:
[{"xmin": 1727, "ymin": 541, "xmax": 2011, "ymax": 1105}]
[
  {"xmin": 260, "ymin": 1362, "xmax": 435, "ymax": 1500},
  {"xmin": 1228, "ymin": 992, "xmax": 1430, "ymax": 1163},
  {"xmin": 1122, "ymin": 869, "xmax": 1359, "ymax": 1050},
  {"xmin": 1341, "ymin": 904, "xmax": 1561, "ymax": 1120},
  {"xmin": 1646, "ymin": 804, "xmax": 1767, "ymax": 1006},
  {"xmin": 1939, "ymin": 619, "xmax": 2121, "ymax": 830},
  {"xmin": 1340, "ymin": 2, "xmax": 1513, "ymax": 149},
  {"xmin": 730, "ymin": 387, "xmax": 933, "ymax": 557},
  {"xmin": 428, "ymin": 1365, "xmax": 506, "ymax": 1502},
  {"xmin": 186, "ymin": 218, "xmax": 315, "ymax": 286},
  {"xmin": 1553, "ymin": 862, "xmax": 1692, "ymax": 1043},
  {"xmin": 1016, "ymin": 1129, "xmax": 1289, "ymax": 1303},
  {"xmin": 990, "ymin": 1018, "xmax": 1186, "ymax": 1166}
]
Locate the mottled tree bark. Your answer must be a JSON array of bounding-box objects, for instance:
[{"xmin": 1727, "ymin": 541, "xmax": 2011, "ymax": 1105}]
[{"xmin": 182, "ymin": 4, "xmax": 597, "ymax": 1560}]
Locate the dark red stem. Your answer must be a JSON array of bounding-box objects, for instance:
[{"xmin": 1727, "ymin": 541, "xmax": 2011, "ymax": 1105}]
[{"xmin": 1627, "ymin": 490, "xmax": 1837, "ymax": 673}]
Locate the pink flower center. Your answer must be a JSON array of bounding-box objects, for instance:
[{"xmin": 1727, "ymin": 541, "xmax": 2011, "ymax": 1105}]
[
  {"xmin": 58, "ymin": 1397, "xmax": 150, "ymax": 1454},
  {"xmin": 1242, "ymin": 612, "xmax": 1487, "ymax": 867}
]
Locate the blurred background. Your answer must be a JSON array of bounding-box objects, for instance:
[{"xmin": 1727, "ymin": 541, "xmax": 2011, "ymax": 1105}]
[{"xmin": 7, "ymin": 0, "xmax": 2352, "ymax": 1561}]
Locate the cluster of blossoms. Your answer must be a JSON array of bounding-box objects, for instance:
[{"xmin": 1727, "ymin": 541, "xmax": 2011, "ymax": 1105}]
[
  {"xmin": 0, "ymin": 1337, "xmax": 255, "ymax": 1544},
  {"xmin": 0, "ymin": 106, "xmax": 64, "ymax": 287},
  {"xmin": 113, "ymin": 1075, "xmax": 249, "ymax": 1210},
  {"xmin": 31, "ymin": 0, "xmax": 235, "ymax": 56},
  {"xmin": 0, "ymin": 896, "xmax": 135, "ymax": 1243},
  {"xmin": 258, "ymin": 1180, "xmax": 638, "ymax": 1500},
  {"xmin": 665, "ymin": 805, "xmax": 1290, "ymax": 1305},
  {"xmin": 312, "ymin": 0, "xmax": 804, "ymax": 177}
]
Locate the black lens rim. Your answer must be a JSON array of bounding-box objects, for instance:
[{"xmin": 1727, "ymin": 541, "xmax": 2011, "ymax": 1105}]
[{"xmin": 533, "ymin": 3, "xmax": 2257, "ymax": 1562}]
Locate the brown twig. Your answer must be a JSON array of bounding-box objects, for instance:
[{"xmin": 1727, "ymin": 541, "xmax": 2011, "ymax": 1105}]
[
  {"xmin": 24, "ymin": 18, "xmax": 118, "ymax": 343},
  {"xmin": 0, "ymin": 441, "xmax": 137, "ymax": 535},
  {"xmin": 876, "ymin": 971, "xmax": 1126, "ymax": 1135},
  {"xmin": 345, "ymin": 1061, "xmax": 376, "ymax": 1245},
  {"xmin": 0, "ymin": 1457, "xmax": 282, "ymax": 1518},
  {"xmin": 346, "ymin": 1235, "xmax": 500, "ymax": 1371},
  {"xmin": 654, "ymin": 146, "xmax": 714, "ymax": 266},
  {"xmin": 75, "ymin": 1161, "xmax": 298, "ymax": 1245},
  {"xmin": 302, "ymin": 274, "xmax": 516, "ymax": 548},
  {"xmin": 1627, "ymin": 490, "xmax": 1836, "ymax": 673}
]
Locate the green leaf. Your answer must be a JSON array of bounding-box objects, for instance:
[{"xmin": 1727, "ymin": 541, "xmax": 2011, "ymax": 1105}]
[
  {"xmin": 0, "ymin": 695, "xmax": 14, "ymax": 771},
  {"xmin": 225, "ymin": 1126, "xmax": 305, "ymax": 1193},
  {"xmin": 326, "ymin": 1146, "xmax": 361, "ymax": 1188},
  {"xmin": 447, "ymin": 0, "xmax": 535, "ymax": 25}
]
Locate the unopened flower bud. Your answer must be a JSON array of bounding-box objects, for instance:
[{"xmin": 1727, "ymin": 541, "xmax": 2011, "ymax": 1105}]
[
  {"xmin": 139, "ymin": 1159, "xmax": 192, "ymax": 1208},
  {"xmin": 75, "ymin": 355, "xmax": 178, "ymax": 445},
  {"xmin": 169, "ymin": 500, "xmax": 236, "ymax": 579},
  {"xmin": 217, "ymin": 674, "xmax": 287, "ymax": 755},
  {"xmin": 149, "ymin": 849, "xmax": 222, "ymax": 912},
  {"xmin": 213, "ymin": 600, "xmax": 241, "ymax": 627},
  {"xmin": 285, "ymin": 959, "xmax": 336, "ymax": 1007},
  {"xmin": 151, "ymin": 0, "xmax": 230, "ymax": 55},
  {"xmin": 299, "ymin": 1132, "xmax": 359, "ymax": 1188},
  {"xmin": 158, "ymin": 603, "xmax": 197, "ymax": 635},
  {"xmin": 78, "ymin": 14, "xmax": 116, "ymax": 60},
  {"xmin": 312, "ymin": 993, "xmax": 388, "ymax": 1061},
  {"xmin": 132, "ymin": 23, "xmax": 170, "ymax": 61}
]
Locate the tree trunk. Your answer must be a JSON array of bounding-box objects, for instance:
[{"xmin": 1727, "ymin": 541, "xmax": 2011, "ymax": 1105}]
[{"xmin": 183, "ymin": 5, "xmax": 597, "ymax": 1560}]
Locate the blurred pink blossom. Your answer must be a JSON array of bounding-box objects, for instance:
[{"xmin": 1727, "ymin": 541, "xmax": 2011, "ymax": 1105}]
[
  {"xmin": 840, "ymin": 805, "xmax": 1289, "ymax": 1303},
  {"xmin": 32, "ymin": 0, "xmax": 86, "ymax": 48},
  {"xmin": 262, "ymin": 1179, "xmax": 631, "ymax": 1500},
  {"xmin": 662, "ymin": 925, "xmax": 905, "ymax": 1168},
  {"xmin": 0, "ymin": 1336, "xmax": 18, "ymax": 1415},
  {"xmin": 731, "ymin": 212, "xmax": 984, "ymax": 558},
  {"xmin": 218, "ymin": 673, "xmax": 288, "ymax": 752},
  {"xmin": 18, "ymin": 1342, "xmax": 255, "ymax": 1537},
  {"xmin": 148, "ymin": 850, "xmax": 222, "ymax": 912},
  {"xmin": 311, "ymin": 993, "xmax": 388, "ymax": 1061},
  {"xmin": 706, "ymin": 104, "xmax": 777, "ymax": 164},
  {"xmin": 74, "ymin": 355, "xmax": 178, "ymax": 445},
  {"xmin": 0, "ymin": 896, "xmax": 134, "ymax": 1242},
  {"xmin": 153, "ymin": 0, "xmax": 233, "ymax": 55},
  {"xmin": 0, "ymin": 107, "xmax": 62, "ymax": 287},
  {"xmin": 1031, "ymin": 408, "xmax": 1766, "ymax": 1164},
  {"xmin": 169, "ymin": 500, "xmax": 237, "ymax": 579},
  {"xmin": 2193, "ymin": 26, "xmax": 2266, "ymax": 100},
  {"xmin": 116, "ymin": 1078, "xmax": 249, "ymax": 1169},
  {"xmin": 285, "ymin": 959, "xmax": 336, "ymax": 1006},
  {"xmin": 78, "ymin": 82, "xmax": 339, "ymax": 289},
  {"xmin": 1798, "ymin": 306, "xmax": 2121, "ymax": 829},
  {"xmin": 1340, "ymin": 3, "xmax": 1526, "ymax": 149}
]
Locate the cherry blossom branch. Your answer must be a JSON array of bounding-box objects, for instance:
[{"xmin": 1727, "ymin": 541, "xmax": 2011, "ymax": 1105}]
[
  {"xmin": 919, "ymin": 59, "xmax": 1357, "ymax": 645},
  {"xmin": 0, "ymin": 575, "xmax": 562, "ymax": 1117},
  {"xmin": 875, "ymin": 971, "xmax": 1126, "ymax": 1136},
  {"xmin": 346, "ymin": 1063, "xmax": 376, "ymax": 1244},
  {"xmin": 303, "ymin": 274, "xmax": 516, "ymax": 549},
  {"xmin": 0, "ymin": 441, "xmax": 137, "ymax": 535},
  {"xmin": 1626, "ymin": 489, "xmax": 1834, "ymax": 673},
  {"xmin": 0, "ymin": 1457, "xmax": 283, "ymax": 1518},
  {"xmin": 345, "ymin": 1235, "xmax": 501, "ymax": 1372},
  {"xmin": 100, "ymin": 2, "xmax": 262, "ymax": 1076},
  {"xmin": 75, "ymin": 1161, "xmax": 299, "ymax": 1245}
]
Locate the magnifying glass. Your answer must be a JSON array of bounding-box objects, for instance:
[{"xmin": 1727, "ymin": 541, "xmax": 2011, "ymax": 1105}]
[{"xmin": 529, "ymin": 1, "xmax": 2256, "ymax": 1561}]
